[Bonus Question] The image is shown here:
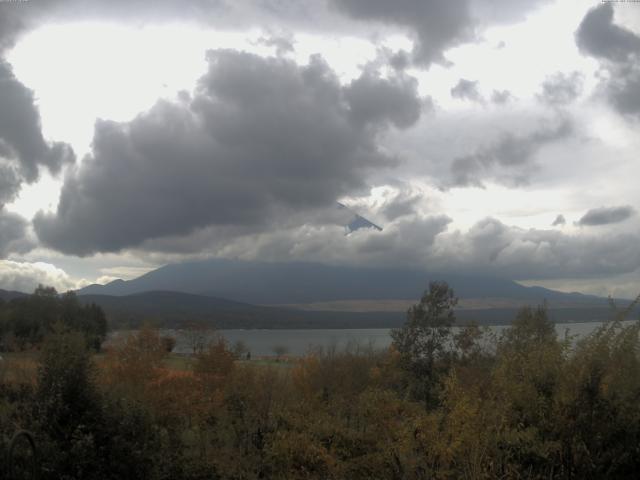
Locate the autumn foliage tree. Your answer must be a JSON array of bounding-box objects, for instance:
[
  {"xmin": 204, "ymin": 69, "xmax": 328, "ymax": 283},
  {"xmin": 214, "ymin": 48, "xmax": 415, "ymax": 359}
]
[{"xmin": 391, "ymin": 281, "xmax": 458, "ymax": 406}]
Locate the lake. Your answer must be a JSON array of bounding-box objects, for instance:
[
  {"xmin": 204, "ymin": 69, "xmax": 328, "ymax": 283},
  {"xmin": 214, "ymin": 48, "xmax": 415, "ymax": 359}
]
[{"xmin": 109, "ymin": 320, "xmax": 636, "ymax": 357}]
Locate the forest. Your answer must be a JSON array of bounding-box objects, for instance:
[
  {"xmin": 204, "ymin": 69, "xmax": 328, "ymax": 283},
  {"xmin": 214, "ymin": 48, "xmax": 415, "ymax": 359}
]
[
  {"xmin": 1, "ymin": 282, "xmax": 640, "ymax": 479},
  {"xmin": 0, "ymin": 286, "xmax": 107, "ymax": 352}
]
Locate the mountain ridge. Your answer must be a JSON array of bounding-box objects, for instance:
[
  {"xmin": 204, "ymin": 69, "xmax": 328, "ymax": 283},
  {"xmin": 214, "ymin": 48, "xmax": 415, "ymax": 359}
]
[
  {"xmin": 75, "ymin": 290, "xmax": 633, "ymax": 329},
  {"xmin": 0, "ymin": 289, "xmax": 29, "ymax": 301},
  {"xmin": 77, "ymin": 258, "xmax": 606, "ymax": 306}
]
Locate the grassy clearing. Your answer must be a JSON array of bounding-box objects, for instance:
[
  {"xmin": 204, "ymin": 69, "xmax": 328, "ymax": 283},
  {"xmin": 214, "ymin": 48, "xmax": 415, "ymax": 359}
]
[
  {"xmin": 0, "ymin": 351, "xmax": 39, "ymax": 385},
  {"xmin": 162, "ymin": 353, "xmax": 296, "ymax": 371},
  {"xmin": 236, "ymin": 357, "xmax": 296, "ymax": 369},
  {"xmin": 163, "ymin": 354, "xmax": 194, "ymax": 371}
]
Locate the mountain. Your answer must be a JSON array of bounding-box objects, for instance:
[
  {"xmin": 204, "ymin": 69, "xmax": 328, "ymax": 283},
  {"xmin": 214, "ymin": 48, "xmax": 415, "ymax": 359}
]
[
  {"xmin": 78, "ymin": 259, "xmax": 604, "ymax": 306},
  {"xmin": 75, "ymin": 290, "xmax": 632, "ymax": 329},
  {"xmin": 0, "ymin": 289, "xmax": 28, "ymax": 301},
  {"xmin": 76, "ymin": 290, "xmax": 635, "ymax": 329},
  {"xmin": 77, "ymin": 290, "xmax": 405, "ymax": 329},
  {"xmin": 2, "ymin": 258, "xmax": 630, "ymax": 328}
]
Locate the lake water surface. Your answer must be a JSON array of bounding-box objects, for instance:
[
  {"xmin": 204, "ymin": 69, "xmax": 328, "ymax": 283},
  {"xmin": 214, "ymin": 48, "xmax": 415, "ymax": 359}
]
[{"xmin": 110, "ymin": 321, "xmax": 636, "ymax": 357}]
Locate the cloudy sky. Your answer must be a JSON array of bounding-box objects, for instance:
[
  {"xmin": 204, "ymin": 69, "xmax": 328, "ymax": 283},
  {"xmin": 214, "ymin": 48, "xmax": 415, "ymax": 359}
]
[{"xmin": 0, "ymin": 0, "xmax": 639, "ymax": 298}]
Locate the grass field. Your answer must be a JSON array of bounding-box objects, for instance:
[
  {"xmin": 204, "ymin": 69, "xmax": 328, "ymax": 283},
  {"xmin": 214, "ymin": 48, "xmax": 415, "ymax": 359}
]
[
  {"xmin": 0, "ymin": 352, "xmax": 38, "ymax": 385},
  {"xmin": 163, "ymin": 354, "xmax": 193, "ymax": 371},
  {"xmin": 165, "ymin": 353, "xmax": 296, "ymax": 371},
  {"xmin": 236, "ymin": 357, "xmax": 296, "ymax": 368}
]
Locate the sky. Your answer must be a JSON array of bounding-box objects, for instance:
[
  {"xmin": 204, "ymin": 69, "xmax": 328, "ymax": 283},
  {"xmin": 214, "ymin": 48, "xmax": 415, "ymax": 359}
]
[{"xmin": 0, "ymin": 0, "xmax": 639, "ymax": 298}]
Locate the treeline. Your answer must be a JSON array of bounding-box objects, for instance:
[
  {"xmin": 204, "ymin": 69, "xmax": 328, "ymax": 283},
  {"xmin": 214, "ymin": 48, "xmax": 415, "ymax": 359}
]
[
  {"xmin": 2, "ymin": 282, "xmax": 640, "ymax": 479},
  {"xmin": 0, "ymin": 285, "xmax": 107, "ymax": 351}
]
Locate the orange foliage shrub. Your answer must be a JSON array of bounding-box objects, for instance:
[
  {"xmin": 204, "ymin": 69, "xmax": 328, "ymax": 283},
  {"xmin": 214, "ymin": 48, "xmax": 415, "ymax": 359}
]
[
  {"xmin": 99, "ymin": 326, "xmax": 168, "ymax": 400},
  {"xmin": 193, "ymin": 337, "xmax": 235, "ymax": 391}
]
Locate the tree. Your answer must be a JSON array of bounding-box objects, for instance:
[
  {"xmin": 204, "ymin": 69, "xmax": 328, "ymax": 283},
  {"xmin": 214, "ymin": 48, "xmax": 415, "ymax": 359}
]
[
  {"xmin": 101, "ymin": 325, "xmax": 168, "ymax": 400},
  {"xmin": 194, "ymin": 337, "xmax": 235, "ymax": 390},
  {"xmin": 34, "ymin": 328, "xmax": 167, "ymax": 479},
  {"xmin": 80, "ymin": 302, "xmax": 108, "ymax": 351},
  {"xmin": 1, "ymin": 287, "xmax": 108, "ymax": 351},
  {"xmin": 60, "ymin": 291, "xmax": 108, "ymax": 351},
  {"xmin": 34, "ymin": 329, "xmax": 103, "ymax": 478},
  {"xmin": 453, "ymin": 321, "xmax": 485, "ymax": 362},
  {"xmin": 391, "ymin": 281, "xmax": 457, "ymax": 406},
  {"xmin": 35, "ymin": 329, "xmax": 99, "ymax": 434},
  {"xmin": 499, "ymin": 304, "xmax": 556, "ymax": 351},
  {"xmin": 232, "ymin": 339, "xmax": 249, "ymax": 359},
  {"xmin": 183, "ymin": 322, "xmax": 210, "ymax": 355}
]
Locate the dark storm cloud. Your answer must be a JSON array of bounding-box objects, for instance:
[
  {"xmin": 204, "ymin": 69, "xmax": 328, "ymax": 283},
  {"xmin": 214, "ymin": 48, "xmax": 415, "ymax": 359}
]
[
  {"xmin": 0, "ymin": 6, "xmax": 26, "ymax": 52},
  {"xmin": 450, "ymin": 79, "xmax": 484, "ymax": 103},
  {"xmin": 0, "ymin": 210, "xmax": 32, "ymax": 258},
  {"xmin": 576, "ymin": 4, "xmax": 640, "ymax": 62},
  {"xmin": 34, "ymin": 51, "xmax": 423, "ymax": 255},
  {"xmin": 380, "ymin": 191, "xmax": 421, "ymax": 221},
  {"xmin": 389, "ymin": 50, "xmax": 411, "ymax": 71},
  {"xmin": 430, "ymin": 217, "xmax": 640, "ymax": 280},
  {"xmin": 576, "ymin": 4, "xmax": 640, "ymax": 119},
  {"xmin": 551, "ymin": 214, "xmax": 566, "ymax": 227},
  {"xmin": 577, "ymin": 206, "xmax": 636, "ymax": 227},
  {"xmin": 145, "ymin": 214, "xmax": 640, "ymax": 281},
  {"xmin": 0, "ymin": 59, "xmax": 75, "ymax": 204},
  {"xmin": 608, "ymin": 65, "xmax": 640, "ymax": 118},
  {"xmin": 469, "ymin": 0, "xmax": 553, "ymax": 26},
  {"xmin": 329, "ymin": 0, "xmax": 556, "ymax": 66},
  {"xmin": 345, "ymin": 71, "xmax": 424, "ymax": 129},
  {"xmin": 538, "ymin": 72, "xmax": 583, "ymax": 106},
  {"xmin": 0, "ymin": 0, "xmax": 70, "ymax": 51},
  {"xmin": 0, "ymin": 165, "xmax": 21, "ymax": 206},
  {"xmin": 449, "ymin": 119, "xmax": 572, "ymax": 188},
  {"xmin": 422, "ymin": 218, "xmax": 640, "ymax": 280},
  {"xmin": 189, "ymin": 213, "xmax": 453, "ymax": 269},
  {"xmin": 330, "ymin": 0, "xmax": 473, "ymax": 65}
]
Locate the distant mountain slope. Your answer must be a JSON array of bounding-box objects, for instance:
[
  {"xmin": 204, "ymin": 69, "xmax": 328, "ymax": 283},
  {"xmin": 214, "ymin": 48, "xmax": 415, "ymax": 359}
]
[
  {"xmin": 0, "ymin": 289, "xmax": 28, "ymax": 301},
  {"xmin": 81, "ymin": 290, "xmax": 254, "ymax": 313},
  {"xmin": 76, "ymin": 290, "xmax": 635, "ymax": 329},
  {"xmin": 78, "ymin": 290, "xmax": 405, "ymax": 329},
  {"xmin": 78, "ymin": 259, "xmax": 604, "ymax": 306}
]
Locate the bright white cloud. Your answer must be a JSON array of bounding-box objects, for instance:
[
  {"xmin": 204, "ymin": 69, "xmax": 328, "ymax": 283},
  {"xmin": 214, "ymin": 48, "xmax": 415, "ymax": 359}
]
[
  {"xmin": 0, "ymin": 260, "xmax": 85, "ymax": 292},
  {"xmin": 4, "ymin": 171, "xmax": 62, "ymax": 219}
]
